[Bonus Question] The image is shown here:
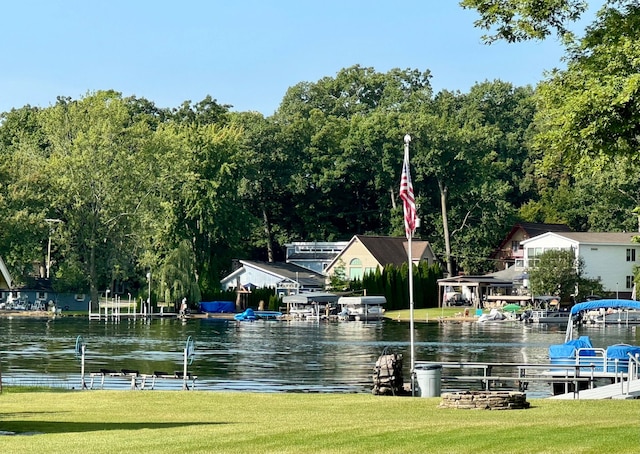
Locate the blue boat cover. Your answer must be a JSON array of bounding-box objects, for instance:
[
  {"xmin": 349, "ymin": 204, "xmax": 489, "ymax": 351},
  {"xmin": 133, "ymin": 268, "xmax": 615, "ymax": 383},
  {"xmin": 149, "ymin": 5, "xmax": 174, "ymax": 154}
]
[
  {"xmin": 200, "ymin": 301, "xmax": 236, "ymax": 313},
  {"xmin": 606, "ymin": 344, "xmax": 640, "ymax": 360},
  {"xmin": 549, "ymin": 336, "xmax": 594, "ymax": 359},
  {"xmin": 234, "ymin": 308, "xmax": 257, "ymax": 321},
  {"xmin": 570, "ymin": 299, "xmax": 640, "ymax": 316}
]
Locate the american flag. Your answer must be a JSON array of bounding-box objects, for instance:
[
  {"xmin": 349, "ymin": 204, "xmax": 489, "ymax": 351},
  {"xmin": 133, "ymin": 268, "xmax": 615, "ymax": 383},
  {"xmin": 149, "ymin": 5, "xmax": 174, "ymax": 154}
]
[{"xmin": 400, "ymin": 140, "xmax": 416, "ymax": 238}]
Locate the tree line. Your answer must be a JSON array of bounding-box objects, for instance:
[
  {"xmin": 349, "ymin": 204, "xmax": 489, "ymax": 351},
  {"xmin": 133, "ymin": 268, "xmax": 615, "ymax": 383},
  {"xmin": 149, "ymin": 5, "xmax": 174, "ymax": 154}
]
[{"xmin": 1, "ymin": 1, "xmax": 639, "ymax": 310}]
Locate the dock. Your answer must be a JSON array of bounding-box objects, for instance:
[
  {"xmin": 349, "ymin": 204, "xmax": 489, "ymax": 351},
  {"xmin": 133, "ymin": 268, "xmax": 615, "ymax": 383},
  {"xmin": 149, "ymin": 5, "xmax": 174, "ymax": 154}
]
[
  {"xmin": 415, "ymin": 360, "xmax": 640, "ymax": 399},
  {"xmin": 549, "ymin": 377, "xmax": 640, "ymax": 399}
]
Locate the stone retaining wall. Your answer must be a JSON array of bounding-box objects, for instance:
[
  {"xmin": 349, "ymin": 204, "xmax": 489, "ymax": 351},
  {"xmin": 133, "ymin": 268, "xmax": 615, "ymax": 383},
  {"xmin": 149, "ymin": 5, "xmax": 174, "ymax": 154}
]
[{"xmin": 439, "ymin": 391, "xmax": 530, "ymax": 410}]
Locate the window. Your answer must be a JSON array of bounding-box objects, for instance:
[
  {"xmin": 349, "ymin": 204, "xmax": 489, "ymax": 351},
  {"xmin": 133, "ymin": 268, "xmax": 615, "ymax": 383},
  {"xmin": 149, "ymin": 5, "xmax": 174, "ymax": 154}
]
[
  {"xmin": 627, "ymin": 276, "xmax": 634, "ymax": 289},
  {"xmin": 349, "ymin": 258, "xmax": 363, "ymax": 280},
  {"xmin": 627, "ymin": 249, "xmax": 636, "ymax": 262},
  {"xmin": 526, "ymin": 247, "xmax": 544, "ymax": 268},
  {"xmin": 511, "ymin": 240, "xmax": 519, "ymax": 253}
]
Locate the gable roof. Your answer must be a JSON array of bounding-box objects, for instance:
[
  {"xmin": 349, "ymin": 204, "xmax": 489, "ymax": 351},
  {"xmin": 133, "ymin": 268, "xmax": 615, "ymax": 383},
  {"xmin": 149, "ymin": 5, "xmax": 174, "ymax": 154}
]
[
  {"xmin": 0, "ymin": 256, "xmax": 12, "ymax": 289},
  {"xmin": 493, "ymin": 222, "xmax": 572, "ymax": 256},
  {"xmin": 231, "ymin": 260, "xmax": 325, "ymax": 287},
  {"xmin": 325, "ymin": 235, "xmax": 433, "ymax": 272},
  {"xmin": 516, "ymin": 222, "xmax": 573, "ymax": 237},
  {"xmin": 356, "ymin": 235, "xmax": 424, "ymax": 267}
]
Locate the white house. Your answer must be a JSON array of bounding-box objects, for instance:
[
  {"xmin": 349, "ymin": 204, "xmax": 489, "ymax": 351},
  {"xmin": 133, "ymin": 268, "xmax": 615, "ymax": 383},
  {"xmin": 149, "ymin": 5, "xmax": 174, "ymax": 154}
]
[
  {"xmin": 520, "ymin": 232, "xmax": 640, "ymax": 296},
  {"xmin": 220, "ymin": 260, "xmax": 326, "ymax": 296}
]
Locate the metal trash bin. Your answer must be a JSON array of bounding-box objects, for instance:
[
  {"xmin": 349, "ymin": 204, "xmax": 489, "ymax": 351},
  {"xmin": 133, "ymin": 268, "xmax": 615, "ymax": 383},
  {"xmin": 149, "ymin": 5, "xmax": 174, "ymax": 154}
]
[{"xmin": 414, "ymin": 364, "xmax": 442, "ymax": 397}]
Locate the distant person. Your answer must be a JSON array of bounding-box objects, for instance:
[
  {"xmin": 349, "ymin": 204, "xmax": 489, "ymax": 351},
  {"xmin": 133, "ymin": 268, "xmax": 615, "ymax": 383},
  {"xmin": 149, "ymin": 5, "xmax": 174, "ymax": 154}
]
[{"xmin": 180, "ymin": 298, "xmax": 188, "ymax": 316}]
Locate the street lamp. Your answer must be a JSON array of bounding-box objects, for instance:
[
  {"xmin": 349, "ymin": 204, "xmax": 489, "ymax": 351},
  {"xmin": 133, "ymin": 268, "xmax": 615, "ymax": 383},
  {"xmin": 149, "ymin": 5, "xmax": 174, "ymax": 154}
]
[
  {"xmin": 146, "ymin": 271, "xmax": 151, "ymax": 314},
  {"xmin": 45, "ymin": 218, "xmax": 63, "ymax": 279}
]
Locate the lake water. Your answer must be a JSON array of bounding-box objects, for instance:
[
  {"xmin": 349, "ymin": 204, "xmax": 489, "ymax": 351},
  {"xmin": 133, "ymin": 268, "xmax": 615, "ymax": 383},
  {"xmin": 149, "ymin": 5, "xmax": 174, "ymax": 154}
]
[{"xmin": 0, "ymin": 315, "xmax": 638, "ymax": 397}]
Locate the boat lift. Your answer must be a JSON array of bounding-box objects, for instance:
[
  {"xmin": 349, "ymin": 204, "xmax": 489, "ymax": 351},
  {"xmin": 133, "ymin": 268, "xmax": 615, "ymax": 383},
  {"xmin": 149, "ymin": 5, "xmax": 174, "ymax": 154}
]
[{"xmin": 77, "ymin": 335, "xmax": 197, "ymax": 390}]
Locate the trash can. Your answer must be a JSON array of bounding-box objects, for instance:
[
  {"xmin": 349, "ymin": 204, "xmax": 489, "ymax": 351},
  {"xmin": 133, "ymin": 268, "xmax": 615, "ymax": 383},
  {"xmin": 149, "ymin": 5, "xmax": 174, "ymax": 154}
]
[{"xmin": 414, "ymin": 364, "xmax": 442, "ymax": 397}]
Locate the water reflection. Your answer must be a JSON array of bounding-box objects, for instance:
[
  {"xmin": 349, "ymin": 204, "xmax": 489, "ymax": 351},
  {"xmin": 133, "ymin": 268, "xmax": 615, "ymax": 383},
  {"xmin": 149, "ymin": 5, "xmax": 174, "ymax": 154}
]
[{"xmin": 0, "ymin": 316, "xmax": 637, "ymax": 396}]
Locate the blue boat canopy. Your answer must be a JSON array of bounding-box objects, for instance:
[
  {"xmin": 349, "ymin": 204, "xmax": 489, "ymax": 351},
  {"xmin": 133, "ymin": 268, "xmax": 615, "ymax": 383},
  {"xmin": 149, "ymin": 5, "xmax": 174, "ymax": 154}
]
[
  {"xmin": 570, "ymin": 299, "xmax": 640, "ymax": 316},
  {"xmin": 565, "ymin": 299, "xmax": 640, "ymax": 341}
]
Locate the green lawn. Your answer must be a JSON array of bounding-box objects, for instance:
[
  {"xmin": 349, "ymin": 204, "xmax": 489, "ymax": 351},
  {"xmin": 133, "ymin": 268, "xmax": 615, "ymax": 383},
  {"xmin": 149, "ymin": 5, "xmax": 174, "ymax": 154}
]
[
  {"xmin": 1, "ymin": 388, "xmax": 638, "ymax": 453},
  {"xmin": 386, "ymin": 307, "xmax": 473, "ymax": 322}
]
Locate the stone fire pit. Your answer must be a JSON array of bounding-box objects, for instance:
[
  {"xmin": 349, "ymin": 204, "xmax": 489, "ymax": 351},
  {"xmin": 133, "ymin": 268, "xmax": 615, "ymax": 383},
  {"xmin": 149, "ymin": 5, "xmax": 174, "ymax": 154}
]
[{"xmin": 439, "ymin": 391, "xmax": 530, "ymax": 410}]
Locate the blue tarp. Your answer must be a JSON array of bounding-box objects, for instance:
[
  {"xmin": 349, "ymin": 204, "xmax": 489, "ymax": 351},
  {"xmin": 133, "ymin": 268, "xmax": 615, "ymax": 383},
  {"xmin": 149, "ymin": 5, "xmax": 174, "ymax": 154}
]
[
  {"xmin": 570, "ymin": 299, "xmax": 640, "ymax": 316},
  {"xmin": 549, "ymin": 336, "xmax": 594, "ymax": 360},
  {"xmin": 606, "ymin": 344, "xmax": 640, "ymax": 360},
  {"xmin": 234, "ymin": 308, "xmax": 257, "ymax": 321},
  {"xmin": 199, "ymin": 301, "xmax": 235, "ymax": 313}
]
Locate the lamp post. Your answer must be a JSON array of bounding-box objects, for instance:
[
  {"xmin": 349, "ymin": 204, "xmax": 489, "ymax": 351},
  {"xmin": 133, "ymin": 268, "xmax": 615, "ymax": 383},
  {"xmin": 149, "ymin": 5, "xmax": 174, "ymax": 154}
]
[
  {"xmin": 146, "ymin": 271, "xmax": 151, "ymax": 315},
  {"xmin": 45, "ymin": 218, "xmax": 63, "ymax": 279}
]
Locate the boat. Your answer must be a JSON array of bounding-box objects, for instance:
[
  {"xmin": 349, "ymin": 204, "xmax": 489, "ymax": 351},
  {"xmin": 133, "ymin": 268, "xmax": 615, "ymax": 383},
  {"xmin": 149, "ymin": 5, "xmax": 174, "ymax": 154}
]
[
  {"xmin": 282, "ymin": 292, "xmax": 339, "ymax": 319},
  {"xmin": 337, "ymin": 296, "xmax": 386, "ymax": 321},
  {"xmin": 234, "ymin": 308, "xmax": 257, "ymax": 321},
  {"xmin": 581, "ymin": 308, "xmax": 640, "ymax": 325},
  {"xmin": 531, "ymin": 309, "xmax": 572, "ymax": 324},
  {"xmin": 547, "ymin": 299, "xmax": 640, "ymax": 395},
  {"xmin": 477, "ymin": 308, "xmax": 514, "ymax": 323},
  {"xmin": 253, "ymin": 310, "xmax": 283, "ymax": 320}
]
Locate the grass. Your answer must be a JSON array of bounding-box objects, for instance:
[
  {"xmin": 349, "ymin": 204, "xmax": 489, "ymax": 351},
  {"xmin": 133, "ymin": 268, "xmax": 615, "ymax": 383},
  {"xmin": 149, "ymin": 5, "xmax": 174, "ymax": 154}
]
[
  {"xmin": 1, "ymin": 388, "xmax": 639, "ymax": 453},
  {"xmin": 386, "ymin": 307, "xmax": 472, "ymax": 322}
]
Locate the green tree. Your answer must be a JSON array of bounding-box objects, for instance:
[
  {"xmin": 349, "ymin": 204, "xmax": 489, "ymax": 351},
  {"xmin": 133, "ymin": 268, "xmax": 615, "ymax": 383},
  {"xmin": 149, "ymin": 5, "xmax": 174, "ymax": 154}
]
[
  {"xmin": 460, "ymin": 0, "xmax": 590, "ymax": 43},
  {"xmin": 528, "ymin": 248, "xmax": 592, "ymax": 300},
  {"xmin": 38, "ymin": 92, "xmax": 154, "ymax": 307}
]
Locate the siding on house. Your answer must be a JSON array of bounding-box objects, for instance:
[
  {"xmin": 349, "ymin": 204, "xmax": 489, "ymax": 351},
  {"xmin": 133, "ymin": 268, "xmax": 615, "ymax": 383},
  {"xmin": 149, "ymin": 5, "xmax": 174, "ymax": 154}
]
[{"xmin": 521, "ymin": 232, "xmax": 639, "ymax": 294}]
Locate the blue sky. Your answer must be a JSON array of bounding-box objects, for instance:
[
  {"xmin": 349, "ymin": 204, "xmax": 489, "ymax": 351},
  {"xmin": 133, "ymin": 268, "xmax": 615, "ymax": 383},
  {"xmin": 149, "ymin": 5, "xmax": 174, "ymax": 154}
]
[{"xmin": 1, "ymin": 1, "xmax": 601, "ymax": 116}]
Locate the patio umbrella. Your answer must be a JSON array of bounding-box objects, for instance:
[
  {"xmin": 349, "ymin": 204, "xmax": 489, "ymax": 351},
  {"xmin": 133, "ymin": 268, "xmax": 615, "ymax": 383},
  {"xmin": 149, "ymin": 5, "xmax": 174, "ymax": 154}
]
[{"xmin": 502, "ymin": 303, "xmax": 522, "ymax": 312}]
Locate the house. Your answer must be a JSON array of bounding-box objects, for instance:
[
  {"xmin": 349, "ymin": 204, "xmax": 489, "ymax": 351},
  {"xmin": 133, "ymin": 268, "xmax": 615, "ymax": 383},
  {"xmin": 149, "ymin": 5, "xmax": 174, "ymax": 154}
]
[
  {"xmin": 491, "ymin": 222, "xmax": 572, "ymax": 271},
  {"xmin": 521, "ymin": 231, "xmax": 640, "ymax": 297},
  {"xmin": 324, "ymin": 235, "xmax": 437, "ymax": 281},
  {"xmin": 0, "ymin": 256, "xmax": 13, "ymax": 291},
  {"xmin": 284, "ymin": 241, "xmax": 348, "ymax": 274},
  {"xmin": 220, "ymin": 260, "xmax": 326, "ymax": 297},
  {"xmin": 0, "ymin": 255, "xmax": 13, "ymax": 306}
]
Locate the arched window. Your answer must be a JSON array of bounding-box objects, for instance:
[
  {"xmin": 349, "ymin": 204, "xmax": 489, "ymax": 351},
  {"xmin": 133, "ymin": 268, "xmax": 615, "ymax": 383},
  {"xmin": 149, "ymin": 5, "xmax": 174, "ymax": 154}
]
[{"xmin": 349, "ymin": 258, "xmax": 363, "ymax": 280}]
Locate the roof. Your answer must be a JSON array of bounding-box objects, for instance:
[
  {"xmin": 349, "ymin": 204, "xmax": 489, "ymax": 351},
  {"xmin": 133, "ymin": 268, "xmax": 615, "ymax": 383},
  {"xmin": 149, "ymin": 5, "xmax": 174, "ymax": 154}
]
[
  {"xmin": 236, "ymin": 260, "xmax": 325, "ymax": 287},
  {"xmin": 282, "ymin": 292, "xmax": 339, "ymax": 304},
  {"xmin": 516, "ymin": 222, "xmax": 573, "ymax": 237},
  {"xmin": 348, "ymin": 235, "xmax": 432, "ymax": 268},
  {"xmin": 522, "ymin": 231, "xmax": 639, "ymax": 246},
  {"xmin": 286, "ymin": 252, "xmax": 338, "ymax": 261},
  {"xmin": 0, "ymin": 256, "xmax": 12, "ymax": 289},
  {"xmin": 492, "ymin": 222, "xmax": 572, "ymax": 258},
  {"xmin": 437, "ymin": 275, "xmax": 514, "ymax": 286}
]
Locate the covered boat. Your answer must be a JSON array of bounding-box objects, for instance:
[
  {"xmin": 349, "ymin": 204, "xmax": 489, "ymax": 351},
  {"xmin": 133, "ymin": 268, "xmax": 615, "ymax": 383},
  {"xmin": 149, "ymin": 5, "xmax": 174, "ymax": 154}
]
[
  {"xmin": 337, "ymin": 295, "xmax": 386, "ymax": 321},
  {"xmin": 548, "ymin": 299, "xmax": 640, "ymax": 382},
  {"xmin": 282, "ymin": 292, "xmax": 339, "ymax": 319}
]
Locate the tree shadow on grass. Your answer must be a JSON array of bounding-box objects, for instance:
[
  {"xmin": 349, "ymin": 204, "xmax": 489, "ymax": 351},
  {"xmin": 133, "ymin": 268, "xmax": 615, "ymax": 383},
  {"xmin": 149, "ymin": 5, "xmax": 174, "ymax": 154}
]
[{"xmin": 0, "ymin": 421, "xmax": 227, "ymax": 435}]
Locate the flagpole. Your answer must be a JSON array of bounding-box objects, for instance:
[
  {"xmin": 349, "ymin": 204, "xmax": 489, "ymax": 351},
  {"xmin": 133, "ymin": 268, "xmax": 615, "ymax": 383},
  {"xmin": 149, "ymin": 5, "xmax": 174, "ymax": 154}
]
[{"xmin": 403, "ymin": 134, "xmax": 416, "ymax": 396}]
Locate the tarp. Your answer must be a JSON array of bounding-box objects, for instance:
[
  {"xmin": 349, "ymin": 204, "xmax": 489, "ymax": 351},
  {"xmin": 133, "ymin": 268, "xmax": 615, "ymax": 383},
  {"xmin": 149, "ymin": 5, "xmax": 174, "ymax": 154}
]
[
  {"xmin": 606, "ymin": 344, "xmax": 640, "ymax": 360},
  {"xmin": 200, "ymin": 301, "xmax": 235, "ymax": 313},
  {"xmin": 549, "ymin": 336, "xmax": 594, "ymax": 360},
  {"xmin": 234, "ymin": 308, "xmax": 256, "ymax": 321}
]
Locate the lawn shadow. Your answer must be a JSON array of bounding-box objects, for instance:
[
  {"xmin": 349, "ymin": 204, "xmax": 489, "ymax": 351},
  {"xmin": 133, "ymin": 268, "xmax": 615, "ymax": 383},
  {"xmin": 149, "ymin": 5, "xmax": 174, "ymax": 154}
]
[{"xmin": 0, "ymin": 421, "xmax": 227, "ymax": 435}]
